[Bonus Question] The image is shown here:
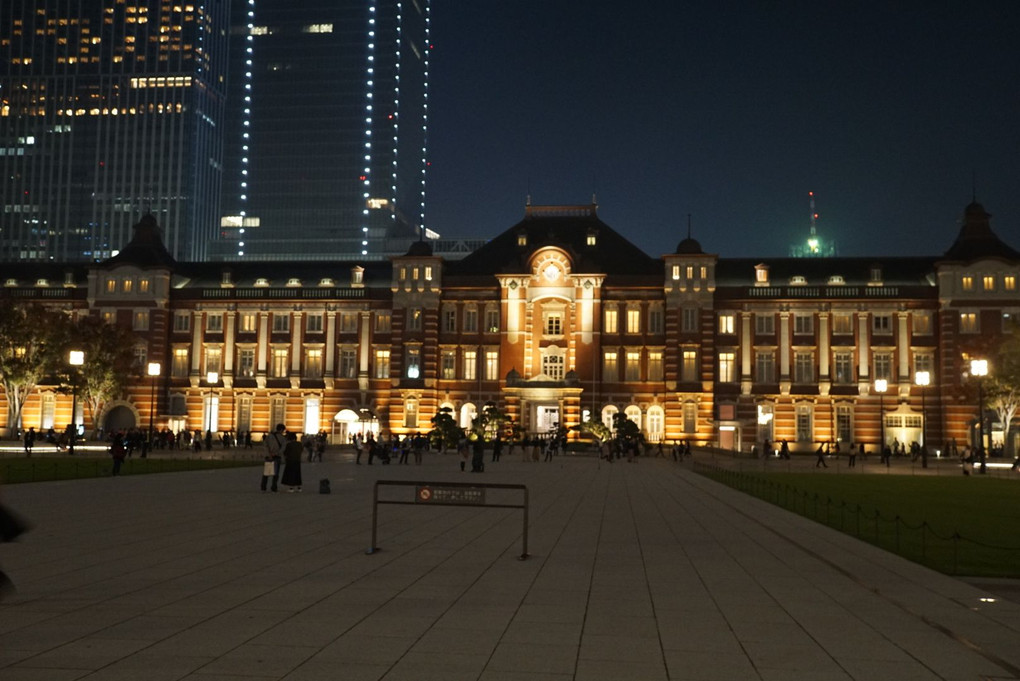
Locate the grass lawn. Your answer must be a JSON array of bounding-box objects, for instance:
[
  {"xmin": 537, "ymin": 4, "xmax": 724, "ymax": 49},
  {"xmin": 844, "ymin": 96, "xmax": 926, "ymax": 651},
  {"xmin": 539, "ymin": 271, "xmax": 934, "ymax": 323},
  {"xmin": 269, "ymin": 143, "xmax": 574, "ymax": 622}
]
[
  {"xmin": 698, "ymin": 467, "xmax": 1020, "ymax": 578},
  {"xmin": 1, "ymin": 456, "xmax": 259, "ymax": 484}
]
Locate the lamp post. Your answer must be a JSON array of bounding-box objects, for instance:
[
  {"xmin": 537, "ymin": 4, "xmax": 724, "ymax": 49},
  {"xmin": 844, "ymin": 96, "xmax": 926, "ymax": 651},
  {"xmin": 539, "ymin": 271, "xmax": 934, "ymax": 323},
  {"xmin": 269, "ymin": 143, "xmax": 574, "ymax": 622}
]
[
  {"xmin": 205, "ymin": 371, "xmax": 219, "ymax": 434},
  {"xmin": 915, "ymin": 370, "xmax": 930, "ymax": 449},
  {"xmin": 147, "ymin": 362, "xmax": 161, "ymax": 457},
  {"xmin": 874, "ymin": 378, "xmax": 888, "ymax": 460},
  {"xmin": 970, "ymin": 359, "xmax": 988, "ymax": 474},
  {"xmin": 68, "ymin": 350, "xmax": 84, "ymax": 456}
]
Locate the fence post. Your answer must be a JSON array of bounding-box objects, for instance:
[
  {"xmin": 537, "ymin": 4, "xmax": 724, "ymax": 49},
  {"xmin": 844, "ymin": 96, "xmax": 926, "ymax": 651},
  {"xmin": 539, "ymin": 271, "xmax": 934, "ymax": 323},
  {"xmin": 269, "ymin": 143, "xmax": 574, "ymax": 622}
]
[{"xmin": 895, "ymin": 516, "xmax": 900, "ymax": 552}]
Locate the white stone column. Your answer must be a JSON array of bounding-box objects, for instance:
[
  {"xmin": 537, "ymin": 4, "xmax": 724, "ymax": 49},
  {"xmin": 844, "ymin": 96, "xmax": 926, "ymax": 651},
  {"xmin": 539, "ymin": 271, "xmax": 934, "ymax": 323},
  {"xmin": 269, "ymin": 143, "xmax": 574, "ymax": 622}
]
[
  {"xmin": 740, "ymin": 312, "xmax": 752, "ymax": 395},
  {"xmin": 779, "ymin": 312, "xmax": 791, "ymax": 379}
]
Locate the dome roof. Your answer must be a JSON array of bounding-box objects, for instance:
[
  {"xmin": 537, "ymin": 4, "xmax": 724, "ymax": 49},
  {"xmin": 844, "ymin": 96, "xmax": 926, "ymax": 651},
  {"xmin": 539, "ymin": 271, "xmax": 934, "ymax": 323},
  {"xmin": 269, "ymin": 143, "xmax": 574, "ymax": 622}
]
[
  {"xmin": 405, "ymin": 240, "xmax": 434, "ymax": 257},
  {"xmin": 675, "ymin": 237, "xmax": 704, "ymax": 255}
]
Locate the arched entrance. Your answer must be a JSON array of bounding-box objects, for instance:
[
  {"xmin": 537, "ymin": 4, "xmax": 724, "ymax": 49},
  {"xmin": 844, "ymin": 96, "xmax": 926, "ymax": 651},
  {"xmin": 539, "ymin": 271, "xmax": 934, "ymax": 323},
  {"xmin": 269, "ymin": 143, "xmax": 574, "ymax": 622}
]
[{"xmin": 103, "ymin": 404, "xmax": 137, "ymax": 434}]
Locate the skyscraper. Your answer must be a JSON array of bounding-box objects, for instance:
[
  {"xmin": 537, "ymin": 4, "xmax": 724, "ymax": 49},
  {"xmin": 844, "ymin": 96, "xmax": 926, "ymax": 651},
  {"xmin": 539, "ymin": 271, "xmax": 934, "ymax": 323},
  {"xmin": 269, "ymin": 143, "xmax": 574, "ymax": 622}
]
[
  {"xmin": 214, "ymin": 0, "xmax": 432, "ymax": 261},
  {"xmin": 0, "ymin": 1, "xmax": 230, "ymax": 262}
]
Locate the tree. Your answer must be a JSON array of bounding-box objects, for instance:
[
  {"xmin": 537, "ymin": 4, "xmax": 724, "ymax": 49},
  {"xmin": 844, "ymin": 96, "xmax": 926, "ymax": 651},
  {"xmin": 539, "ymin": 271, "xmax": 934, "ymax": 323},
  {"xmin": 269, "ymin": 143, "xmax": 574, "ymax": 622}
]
[
  {"xmin": 64, "ymin": 316, "xmax": 138, "ymax": 435},
  {"xmin": 572, "ymin": 418, "xmax": 611, "ymax": 443},
  {"xmin": 0, "ymin": 302, "xmax": 67, "ymax": 437},
  {"xmin": 988, "ymin": 321, "xmax": 1020, "ymax": 458},
  {"xmin": 477, "ymin": 402, "xmax": 509, "ymax": 442},
  {"xmin": 429, "ymin": 406, "xmax": 461, "ymax": 452}
]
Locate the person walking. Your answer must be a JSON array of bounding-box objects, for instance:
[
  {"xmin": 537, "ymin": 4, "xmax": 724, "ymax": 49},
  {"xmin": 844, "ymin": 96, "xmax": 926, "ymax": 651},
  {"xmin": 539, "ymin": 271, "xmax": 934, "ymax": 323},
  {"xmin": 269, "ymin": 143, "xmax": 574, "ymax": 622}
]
[
  {"xmin": 280, "ymin": 432, "xmax": 304, "ymax": 492},
  {"xmin": 848, "ymin": 442, "xmax": 857, "ymax": 468},
  {"xmin": 491, "ymin": 435, "xmax": 503, "ymax": 463},
  {"xmin": 353, "ymin": 433, "xmax": 364, "ymax": 464},
  {"xmin": 23, "ymin": 427, "xmax": 35, "ymax": 457},
  {"xmin": 814, "ymin": 443, "xmax": 828, "ymax": 468},
  {"xmin": 262, "ymin": 423, "xmax": 286, "ymax": 492},
  {"xmin": 779, "ymin": 440, "xmax": 791, "ymax": 460},
  {"xmin": 110, "ymin": 432, "xmax": 127, "ymax": 476}
]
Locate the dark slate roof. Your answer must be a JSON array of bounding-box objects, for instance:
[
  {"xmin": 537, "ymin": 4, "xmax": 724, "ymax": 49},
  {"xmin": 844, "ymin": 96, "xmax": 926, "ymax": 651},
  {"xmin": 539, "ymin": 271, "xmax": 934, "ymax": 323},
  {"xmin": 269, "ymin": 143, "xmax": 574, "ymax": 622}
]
[
  {"xmin": 102, "ymin": 214, "xmax": 177, "ymax": 269},
  {"xmin": 447, "ymin": 205, "xmax": 659, "ymax": 277},
  {"xmin": 715, "ymin": 256, "xmax": 938, "ymax": 288},
  {"xmin": 170, "ymin": 260, "xmax": 393, "ymax": 289},
  {"xmin": 675, "ymin": 237, "xmax": 704, "ymax": 254},
  {"xmin": 942, "ymin": 202, "xmax": 1020, "ymax": 262}
]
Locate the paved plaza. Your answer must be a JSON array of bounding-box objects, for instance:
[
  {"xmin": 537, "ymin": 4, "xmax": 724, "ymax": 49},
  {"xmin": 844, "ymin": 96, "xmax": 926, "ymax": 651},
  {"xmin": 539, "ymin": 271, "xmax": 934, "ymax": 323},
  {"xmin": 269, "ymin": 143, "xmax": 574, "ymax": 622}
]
[{"xmin": 1, "ymin": 450, "xmax": 1019, "ymax": 680}]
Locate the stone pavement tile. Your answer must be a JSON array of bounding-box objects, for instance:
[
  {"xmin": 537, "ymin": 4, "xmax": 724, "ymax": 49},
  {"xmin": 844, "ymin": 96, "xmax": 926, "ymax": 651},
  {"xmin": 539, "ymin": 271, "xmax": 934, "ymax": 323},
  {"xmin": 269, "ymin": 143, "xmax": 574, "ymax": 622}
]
[
  {"xmin": 59, "ymin": 653, "xmax": 215, "ymax": 681},
  {"xmin": 582, "ymin": 614, "xmax": 658, "ymax": 638},
  {"xmin": 196, "ymin": 642, "xmax": 319, "ymax": 677},
  {"xmin": 434, "ymin": 605, "xmax": 516, "ymax": 631},
  {"xmin": 741, "ymin": 640, "xmax": 849, "ymax": 675},
  {"xmin": 574, "ymin": 657, "xmax": 668, "ymax": 681},
  {"xmin": 314, "ymin": 634, "xmax": 416, "ymax": 665},
  {"xmin": 827, "ymin": 658, "xmax": 943, "ymax": 681},
  {"xmin": 348, "ymin": 613, "xmax": 440, "ymax": 639},
  {"xmin": 0, "ymin": 668, "xmax": 88, "ymax": 681},
  {"xmin": 411, "ymin": 624, "xmax": 503, "ymax": 653},
  {"xmin": 520, "ymin": 586, "xmax": 589, "ymax": 607},
  {"xmin": 278, "ymin": 659, "xmax": 389, "ymax": 681},
  {"xmin": 578, "ymin": 634, "xmax": 663, "ymax": 662},
  {"xmin": 14, "ymin": 636, "xmax": 152, "ymax": 672},
  {"xmin": 757, "ymin": 668, "xmax": 855, "ymax": 681},
  {"xmin": 500, "ymin": 618, "xmax": 581, "ymax": 646},
  {"xmin": 487, "ymin": 642, "xmax": 578, "ymax": 675},
  {"xmin": 382, "ymin": 651, "xmax": 491, "ymax": 681},
  {"xmin": 664, "ymin": 649, "xmax": 760, "ymax": 680},
  {"xmin": 93, "ymin": 613, "xmax": 204, "ymax": 641},
  {"xmin": 478, "ymin": 672, "xmax": 573, "ymax": 681}
]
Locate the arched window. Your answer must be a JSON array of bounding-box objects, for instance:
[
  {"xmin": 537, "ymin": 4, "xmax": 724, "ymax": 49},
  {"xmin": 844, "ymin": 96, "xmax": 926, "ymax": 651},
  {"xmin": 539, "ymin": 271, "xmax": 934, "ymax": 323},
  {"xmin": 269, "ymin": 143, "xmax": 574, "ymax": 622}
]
[
  {"xmin": 601, "ymin": 405, "xmax": 618, "ymax": 431},
  {"xmin": 460, "ymin": 403, "xmax": 476, "ymax": 430},
  {"xmin": 646, "ymin": 405, "xmax": 664, "ymax": 442}
]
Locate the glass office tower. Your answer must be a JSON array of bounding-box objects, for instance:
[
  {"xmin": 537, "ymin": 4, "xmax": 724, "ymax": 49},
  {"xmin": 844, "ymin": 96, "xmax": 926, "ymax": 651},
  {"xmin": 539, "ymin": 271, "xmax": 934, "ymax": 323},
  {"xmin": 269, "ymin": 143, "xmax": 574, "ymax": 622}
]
[
  {"xmin": 215, "ymin": 0, "xmax": 432, "ymax": 261},
  {"xmin": 0, "ymin": 1, "xmax": 229, "ymax": 262}
]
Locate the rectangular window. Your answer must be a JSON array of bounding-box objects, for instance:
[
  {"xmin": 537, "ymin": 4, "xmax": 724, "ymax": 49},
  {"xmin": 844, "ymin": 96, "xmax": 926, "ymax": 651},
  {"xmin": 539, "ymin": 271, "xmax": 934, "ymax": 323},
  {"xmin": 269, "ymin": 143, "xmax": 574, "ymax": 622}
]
[
  {"xmin": 543, "ymin": 353, "xmax": 565, "ymax": 380},
  {"xmin": 339, "ymin": 312, "xmax": 358, "ymax": 334},
  {"xmin": 604, "ymin": 308, "xmax": 618, "ymax": 333},
  {"xmin": 206, "ymin": 313, "xmax": 223, "ymax": 332},
  {"xmin": 545, "ymin": 313, "xmax": 563, "ymax": 336},
  {"xmin": 832, "ymin": 313, "xmax": 853, "ymax": 335},
  {"xmin": 625, "ymin": 351, "xmax": 641, "ymax": 381},
  {"xmin": 132, "ymin": 310, "xmax": 149, "ymax": 331},
  {"xmin": 983, "ymin": 276, "xmax": 995, "ymax": 291},
  {"xmin": 239, "ymin": 312, "xmax": 257, "ymax": 333},
  {"xmin": 755, "ymin": 314, "xmax": 774, "ymax": 334},
  {"xmin": 626, "ymin": 308, "xmax": 641, "ymax": 334},
  {"xmin": 796, "ymin": 406, "xmax": 813, "ymax": 442},
  {"xmin": 133, "ymin": 346, "xmax": 147, "ymax": 372},
  {"xmin": 122, "ymin": 278, "xmax": 133, "ymax": 293},
  {"xmin": 872, "ymin": 314, "xmax": 892, "ymax": 334},
  {"xmin": 339, "ymin": 348, "xmax": 357, "ymax": 378},
  {"xmin": 172, "ymin": 347, "xmax": 189, "ymax": 378},
  {"xmin": 271, "ymin": 348, "xmax": 288, "ymax": 378},
  {"xmin": 836, "ymin": 405, "xmax": 853, "ymax": 443},
  {"xmin": 464, "ymin": 308, "xmax": 478, "ymax": 332},
  {"xmin": 272, "ymin": 313, "xmax": 290, "ymax": 333},
  {"xmin": 834, "ymin": 351, "xmax": 854, "ymax": 384},
  {"xmin": 683, "ymin": 402, "xmax": 697, "ymax": 434},
  {"xmin": 374, "ymin": 349, "xmax": 391, "ymax": 378},
  {"xmin": 1005, "ymin": 275, "xmax": 1016, "ymax": 291},
  {"xmin": 603, "ymin": 350, "xmax": 618, "ymax": 380},
  {"xmin": 441, "ymin": 350, "xmax": 456, "ymax": 379},
  {"xmin": 718, "ymin": 314, "xmax": 735, "ymax": 334},
  {"xmin": 375, "ymin": 312, "xmax": 392, "ymax": 333},
  {"xmin": 961, "ymin": 276, "xmax": 973, "ymax": 291},
  {"xmin": 105, "ymin": 278, "xmax": 116, "ymax": 293},
  {"xmin": 873, "ymin": 352, "xmax": 892, "ymax": 380},
  {"xmin": 647, "ymin": 350, "xmax": 663, "ymax": 382},
  {"xmin": 755, "ymin": 351, "xmax": 775, "ymax": 383},
  {"xmin": 305, "ymin": 348, "xmax": 323, "ymax": 378},
  {"xmin": 485, "ymin": 308, "xmax": 500, "ymax": 333},
  {"xmin": 443, "ymin": 307, "xmax": 457, "ymax": 333},
  {"xmin": 647, "ymin": 307, "xmax": 664, "ymax": 334},
  {"xmin": 682, "ymin": 350, "xmax": 698, "ymax": 382},
  {"xmin": 463, "ymin": 350, "xmax": 477, "ymax": 380},
  {"xmin": 205, "ymin": 347, "xmax": 222, "ymax": 376},
  {"xmin": 173, "ymin": 311, "xmax": 190, "ymax": 332},
  {"xmin": 959, "ymin": 312, "xmax": 978, "ymax": 333},
  {"xmin": 306, "ymin": 313, "xmax": 323, "ymax": 333},
  {"xmin": 238, "ymin": 348, "xmax": 255, "ymax": 378},
  {"xmin": 139, "ymin": 278, "xmax": 150, "ymax": 293},
  {"xmin": 794, "ymin": 351, "xmax": 813, "ymax": 383},
  {"xmin": 718, "ymin": 352, "xmax": 735, "ymax": 383},
  {"xmin": 485, "ymin": 350, "xmax": 499, "ymax": 380},
  {"xmin": 407, "ymin": 308, "xmax": 423, "ymax": 332},
  {"xmin": 914, "ymin": 353, "xmax": 934, "ymax": 375},
  {"xmin": 404, "ymin": 398, "xmax": 418, "ymax": 429},
  {"xmin": 682, "ymin": 308, "xmax": 698, "ymax": 333},
  {"xmin": 912, "ymin": 311, "xmax": 933, "ymax": 335},
  {"xmin": 405, "ymin": 347, "xmax": 421, "ymax": 378},
  {"xmin": 270, "ymin": 397, "xmax": 286, "ymax": 432},
  {"xmin": 793, "ymin": 313, "xmax": 813, "ymax": 335}
]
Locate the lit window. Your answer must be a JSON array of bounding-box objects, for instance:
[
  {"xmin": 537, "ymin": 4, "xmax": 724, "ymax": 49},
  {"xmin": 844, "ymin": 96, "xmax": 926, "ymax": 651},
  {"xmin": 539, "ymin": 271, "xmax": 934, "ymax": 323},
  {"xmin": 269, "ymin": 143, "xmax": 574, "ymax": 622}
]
[
  {"xmin": 718, "ymin": 314, "xmax": 735, "ymax": 334},
  {"xmin": 912, "ymin": 312, "xmax": 932, "ymax": 335},
  {"xmin": 983, "ymin": 276, "xmax": 995, "ymax": 291},
  {"xmin": 961, "ymin": 276, "xmax": 973, "ymax": 291},
  {"xmin": 603, "ymin": 351, "xmax": 618, "ymax": 380},
  {"xmin": 132, "ymin": 310, "xmax": 149, "ymax": 330},
  {"xmin": 647, "ymin": 351, "xmax": 663, "ymax": 381},
  {"xmin": 542, "ymin": 352, "xmax": 565, "ymax": 380},
  {"xmin": 305, "ymin": 348, "xmax": 323, "ymax": 378},
  {"xmin": 271, "ymin": 348, "xmax": 288, "ymax": 378},
  {"xmin": 960, "ymin": 312, "xmax": 978, "ymax": 334},
  {"xmin": 463, "ymin": 350, "xmax": 477, "ymax": 380},
  {"xmin": 485, "ymin": 351, "xmax": 499, "ymax": 380},
  {"xmin": 625, "ymin": 351, "xmax": 641, "ymax": 381},
  {"xmin": 1005, "ymin": 276, "xmax": 1016, "ymax": 291},
  {"xmin": 682, "ymin": 350, "xmax": 698, "ymax": 382},
  {"xmin": 374, "ymin": 350, "xmax": 391, "ymax": 379},
  {"xmin": 604, "ymin": 308, "xmax": 618, "ymax": 334},
  {"xmin": 240, "ymin": 312, "xmax": 257, "ymax": 333},
  {"xmin": 626, "ymin": 308, "xmax": 640, "ymax": 334},
  {"xmin": 832, "ymin": 313, "xmax": 852, "ymax": 335},
  {"xmin": 718, "ymin": 352, "xmax": 736, "ymax": 382}
]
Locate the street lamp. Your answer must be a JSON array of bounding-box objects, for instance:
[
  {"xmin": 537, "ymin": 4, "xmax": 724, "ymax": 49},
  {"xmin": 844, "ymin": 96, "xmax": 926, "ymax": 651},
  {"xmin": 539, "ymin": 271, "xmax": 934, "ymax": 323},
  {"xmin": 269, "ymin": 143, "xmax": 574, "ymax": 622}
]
[
  {"xmin": 205, "ymin": 371, "xmax": 219, "ymax": 434},
  {"xmin": 874, "ymin": 378, "xmax": 888, "ymax": 459},
  {"xmin": 915, "ymin": 370, "xmax": 930, "ymax": 448},
  {"xmin": 970, "ymin": 359, "xmax": 988, "ymax": 474},
  {"xmin": 68, "ymin": 350, "xmax": 84, "ymax": 456},
  {"xmin": 147, "ymin": 362, "xmax": 161, "ymax": 457}
]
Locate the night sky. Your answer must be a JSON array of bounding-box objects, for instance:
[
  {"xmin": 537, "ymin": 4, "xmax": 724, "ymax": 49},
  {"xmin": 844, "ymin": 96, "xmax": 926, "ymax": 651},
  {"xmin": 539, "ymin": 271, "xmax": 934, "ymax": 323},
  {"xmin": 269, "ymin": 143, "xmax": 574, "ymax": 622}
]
[{"xmin": 425, "ymin": 1, "xmax": 1020, "ymax": 259}]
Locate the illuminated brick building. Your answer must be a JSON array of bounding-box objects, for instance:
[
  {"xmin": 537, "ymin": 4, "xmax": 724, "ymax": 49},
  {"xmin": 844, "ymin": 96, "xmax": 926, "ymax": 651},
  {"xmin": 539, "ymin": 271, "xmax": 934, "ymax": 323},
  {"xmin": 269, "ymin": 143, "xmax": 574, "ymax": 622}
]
[
  {"xmin": 2, "ymin": 202, "xmax": 1018, "ymax": 455},
  {"xmin": 0, "ymin": 0, "xmax": 229, "ymax": 262}
]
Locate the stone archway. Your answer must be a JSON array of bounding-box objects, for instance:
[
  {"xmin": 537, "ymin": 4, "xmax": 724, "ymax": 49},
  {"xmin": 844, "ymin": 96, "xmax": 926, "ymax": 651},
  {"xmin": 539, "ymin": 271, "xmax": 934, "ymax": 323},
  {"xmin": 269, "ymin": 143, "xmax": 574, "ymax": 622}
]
[{"xmin": 103, "ymin": 404, "xmax": 138, "ymax": 434}]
